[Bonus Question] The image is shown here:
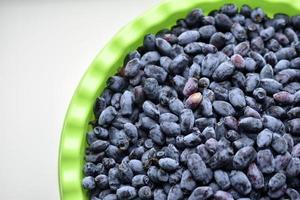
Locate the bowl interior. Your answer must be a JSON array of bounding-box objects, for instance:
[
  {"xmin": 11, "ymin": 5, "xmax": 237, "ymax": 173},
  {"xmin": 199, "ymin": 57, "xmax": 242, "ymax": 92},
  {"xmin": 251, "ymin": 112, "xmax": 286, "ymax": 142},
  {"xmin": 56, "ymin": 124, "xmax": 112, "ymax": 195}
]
[{"xmin": 59, "ymin": 0, "xmax": 300, "ymax": 200}]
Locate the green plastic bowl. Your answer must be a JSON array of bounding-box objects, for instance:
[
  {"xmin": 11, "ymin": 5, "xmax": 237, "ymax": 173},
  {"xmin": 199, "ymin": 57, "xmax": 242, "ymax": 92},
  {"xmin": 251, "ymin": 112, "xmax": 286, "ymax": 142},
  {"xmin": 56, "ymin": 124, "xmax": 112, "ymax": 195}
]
[{"xmin": 59, "ymin": 0, "xmax": 300, "ymax": 199}]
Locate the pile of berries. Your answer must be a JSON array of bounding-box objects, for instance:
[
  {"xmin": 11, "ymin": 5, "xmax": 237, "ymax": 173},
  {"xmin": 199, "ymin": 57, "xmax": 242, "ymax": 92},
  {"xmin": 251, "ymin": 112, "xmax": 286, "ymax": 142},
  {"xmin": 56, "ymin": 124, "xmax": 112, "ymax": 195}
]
[{"xmin": 83, "ymin": 4, "xmax": 300, "ymax": 200}]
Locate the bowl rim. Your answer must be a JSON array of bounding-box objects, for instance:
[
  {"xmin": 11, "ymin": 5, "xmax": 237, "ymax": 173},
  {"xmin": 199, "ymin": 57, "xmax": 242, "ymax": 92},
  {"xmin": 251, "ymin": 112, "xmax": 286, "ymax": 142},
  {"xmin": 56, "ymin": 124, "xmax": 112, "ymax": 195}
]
[{"xmin": 58, "ymin": 0, "xmax": 300, "ymax": 199}]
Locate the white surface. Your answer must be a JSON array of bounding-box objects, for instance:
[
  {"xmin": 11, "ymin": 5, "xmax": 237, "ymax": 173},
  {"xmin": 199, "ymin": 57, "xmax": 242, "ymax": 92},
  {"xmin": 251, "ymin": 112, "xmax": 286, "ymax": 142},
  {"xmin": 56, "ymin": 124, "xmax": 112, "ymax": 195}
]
[{"xmin": 0, "ymin": 0, "xmax": 160, "ymax": 199}]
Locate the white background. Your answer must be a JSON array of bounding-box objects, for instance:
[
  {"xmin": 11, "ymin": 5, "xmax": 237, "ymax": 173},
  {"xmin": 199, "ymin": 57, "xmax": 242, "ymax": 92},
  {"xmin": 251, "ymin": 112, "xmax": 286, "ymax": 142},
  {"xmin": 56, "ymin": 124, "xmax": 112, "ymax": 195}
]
[{"xmin": 0, "ymin": 0, "xmax": 160, "ymax": 199}]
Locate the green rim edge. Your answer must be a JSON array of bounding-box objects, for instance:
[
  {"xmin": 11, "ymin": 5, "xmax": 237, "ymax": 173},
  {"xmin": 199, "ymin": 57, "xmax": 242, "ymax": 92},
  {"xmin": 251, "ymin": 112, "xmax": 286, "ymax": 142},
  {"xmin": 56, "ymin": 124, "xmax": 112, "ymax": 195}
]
[{"xmin": 59, "ymin": 0, "xmax": 300, "ymax": 199}]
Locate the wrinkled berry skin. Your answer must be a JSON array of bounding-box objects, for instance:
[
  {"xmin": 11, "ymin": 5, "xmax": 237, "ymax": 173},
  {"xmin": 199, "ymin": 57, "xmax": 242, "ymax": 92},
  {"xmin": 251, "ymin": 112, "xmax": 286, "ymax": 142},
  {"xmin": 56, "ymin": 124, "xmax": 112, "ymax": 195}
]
[
  {"xmin": 160, "ymin": 122, "xmax": 181, "ymax": 137},
  {"xmin": 188, "ymin": 186, "xmax": 213, "ymax": 200},
  {"xmin": 256, "ymin": 129, "xmax": 273, "ymax": 148},
  {"xmin": 271, "ymin": 133, "xmax": 288, "ymax": 154},
  {"xmin": 233, "ymin": 146, "xmax": 257, "ymax": 169},
  {"xmin": 229, "ymin": 171, "xmax": 252, "ymax": 195},
  {"xmin": 180, "ymin": 109, "xmax": 195, "ymax": 133},
  {"xmin": 214, "ymin": 190, "xmax": 234, "ymax": 200},
  {"xmin": 287, "ymin": 118, "xmax": 300, "ymax": 135},
  {"xmin": 187, "ymin": 153, "xmax": 209, "ymax": 183},
  {"xmin": 247, "ymin": 163, "xmax": 264, "ymax": 189},
  {"xmin": 201, "ymin": 52, "xmax": 227, "ymax": 77},
  {"xmin": 98, "ymin": 106, "xmax": 118, "ymax": 126},
  {"xmin": 138, "ymin": 186, "xmax": 152, "ymax": 199},
  {"xmin": 82, "ymin": 176, "xmax": 96, "ymax": 190},
  {"xmin": 268, "ymin": 172, "xmax": 286, "ymax": 191},
  {"xmin": 245, "ymin": 73, "xmax": 260, "ymax": 93},
  {"xmin": 159, "ymin": 158, "xmax": 179, "ymax": 171},
  {"xmin": 144, "ymin": 64, "xmax": 168, "ymax": 83},
  {"xmin": 257, "ymin": 149, "xmax": 275, "ymax": 174},
  {"xmin": 286, "ymin": 157, "xmax": 300, "ymax": 176},
  {"xmin": 124, "ymin": 58, "xmax": 141, "ymax": 77},
  {"xmin": 180, "ymin": 170, "xmax": 196, "ymax": 192},
  {"xmin": 116, "ymin": 186, "xmax": 137, "ymax": 200},
  {"xmin": 183, "ymin": 78, "xmax": 198, "ymax": 96},
  {"xmin": 167, "ymin": 184, "xmax": 183, "ymax": 200},
  {"xmin": 286, "ymin": 188, "xmax": 300, "ymax": 200},
  {"xmin": 169, "ymin": 54, "xmax": 189, "ymax": 74},
  {"xmin": 214, "ymin": 170, "xmax": 231, "ymax": 190}
]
